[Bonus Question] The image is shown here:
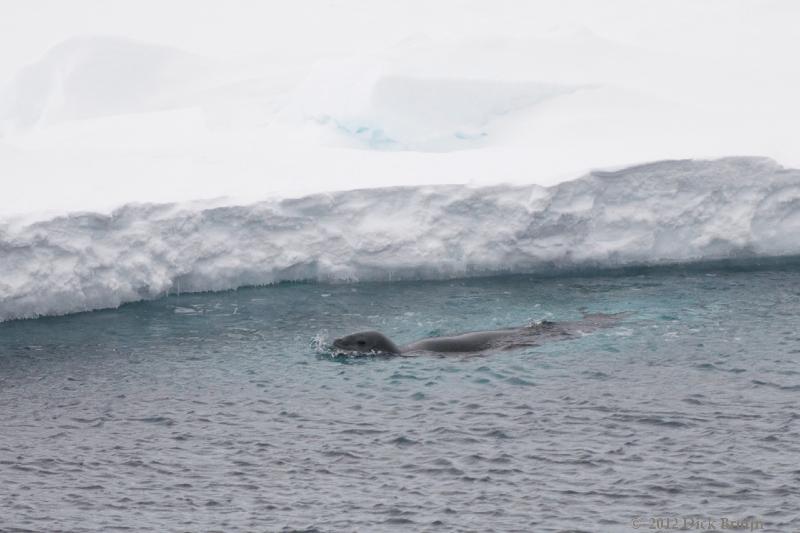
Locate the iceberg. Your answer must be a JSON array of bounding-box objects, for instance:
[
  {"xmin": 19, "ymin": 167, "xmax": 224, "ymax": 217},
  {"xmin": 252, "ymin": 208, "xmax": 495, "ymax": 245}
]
[
  {"xmin": 1, "ymin": 157, "xmax": 799, "ymax": 322},
  {"xmin": 1, "ymin": 3, "xmax": 799, "ymax": 322}
]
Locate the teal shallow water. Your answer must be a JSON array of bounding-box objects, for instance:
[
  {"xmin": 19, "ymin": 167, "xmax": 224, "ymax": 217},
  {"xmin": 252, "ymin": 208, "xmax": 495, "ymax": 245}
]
[{"xmin": 1, "ymin": 261, "xmax": 799, "ymax": 532}]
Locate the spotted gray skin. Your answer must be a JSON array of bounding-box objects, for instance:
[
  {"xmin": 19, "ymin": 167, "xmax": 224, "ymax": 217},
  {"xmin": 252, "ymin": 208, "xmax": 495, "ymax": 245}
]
[{"xmin": 332, "ymin": 313, "xmax": 624, "ymax": 355}]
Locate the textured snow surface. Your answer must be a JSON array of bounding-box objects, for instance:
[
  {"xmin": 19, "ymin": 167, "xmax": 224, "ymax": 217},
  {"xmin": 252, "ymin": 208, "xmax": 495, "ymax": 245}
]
[{"xmin": 2, "ymin": 157, "xmax": 800, "ymax": 322}]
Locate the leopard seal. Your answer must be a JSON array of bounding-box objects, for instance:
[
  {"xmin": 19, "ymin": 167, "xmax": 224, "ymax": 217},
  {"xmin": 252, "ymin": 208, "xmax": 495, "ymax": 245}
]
[{"xmin": 332, "ymin": 313, "xmax": 624, "ymax": 356}]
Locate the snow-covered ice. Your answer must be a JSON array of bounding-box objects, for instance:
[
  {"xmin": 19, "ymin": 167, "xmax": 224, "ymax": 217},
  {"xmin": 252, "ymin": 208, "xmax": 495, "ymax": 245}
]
[
  {"xmin": 2, "ymin": 157, "xmax": 799, "ymax": 322},
  {"xmin": 2, "ymin": 1, "xmax": 800, "ymax": 217},
  {"xmin": 0, "ymin": 1, "xmax": 799, "ymax": 319}
]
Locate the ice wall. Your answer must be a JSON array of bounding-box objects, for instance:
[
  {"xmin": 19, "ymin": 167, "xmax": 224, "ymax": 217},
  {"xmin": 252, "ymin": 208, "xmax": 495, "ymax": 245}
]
[{"xmin": 2, "ymin": 157, "xmax": 799, "ymax": 322}]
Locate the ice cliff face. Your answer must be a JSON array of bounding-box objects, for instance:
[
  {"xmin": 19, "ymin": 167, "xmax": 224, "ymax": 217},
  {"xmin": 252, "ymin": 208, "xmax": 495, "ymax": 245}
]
[{"xmin": 1, "ymin": 157, "xmax": 799, "ymax": 321}]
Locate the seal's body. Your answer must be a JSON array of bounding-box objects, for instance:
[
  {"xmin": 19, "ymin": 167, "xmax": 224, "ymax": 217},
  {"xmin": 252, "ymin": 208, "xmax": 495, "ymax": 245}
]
[{"xmin": 332, "ymin": 313, "xmax": 623, "ymax": 356}]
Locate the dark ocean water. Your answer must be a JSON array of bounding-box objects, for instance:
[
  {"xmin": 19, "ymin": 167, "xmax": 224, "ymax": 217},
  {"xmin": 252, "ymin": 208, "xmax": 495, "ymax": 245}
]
[{"xmin": 1, "ymin": 261, "xmax": 799, "ymax": 532}]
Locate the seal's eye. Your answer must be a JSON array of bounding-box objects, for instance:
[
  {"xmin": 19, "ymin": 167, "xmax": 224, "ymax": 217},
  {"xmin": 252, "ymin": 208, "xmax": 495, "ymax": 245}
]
[{"xmin": 357, "ymin": 340, "xmax": 366, "ymax": 346}]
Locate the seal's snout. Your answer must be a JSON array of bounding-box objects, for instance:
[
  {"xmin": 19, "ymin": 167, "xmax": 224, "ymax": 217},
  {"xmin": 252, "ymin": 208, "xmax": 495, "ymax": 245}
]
[{"xmin": 332, "ymin": 337, "xmax": 345, "ymax": 348}]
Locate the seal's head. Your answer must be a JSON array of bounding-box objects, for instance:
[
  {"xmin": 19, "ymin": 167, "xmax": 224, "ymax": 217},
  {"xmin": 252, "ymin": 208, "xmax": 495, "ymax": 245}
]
[{"xmin": 333, "ymin": 330, "xmax": 400, "ymax": 354}]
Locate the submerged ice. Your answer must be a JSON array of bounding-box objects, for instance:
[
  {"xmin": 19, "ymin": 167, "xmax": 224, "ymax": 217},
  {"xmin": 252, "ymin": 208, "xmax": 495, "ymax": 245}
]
[{"xmin": 2, "ymin": 157, "xmax": 799, "ymax": 322}]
